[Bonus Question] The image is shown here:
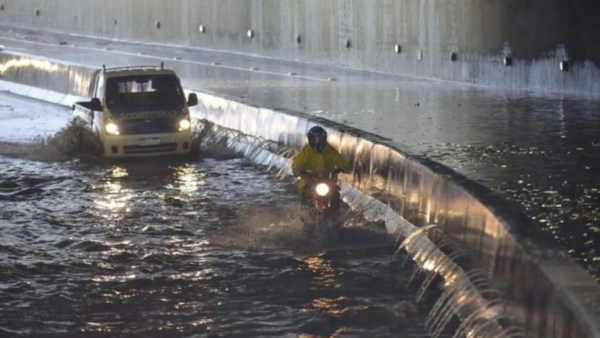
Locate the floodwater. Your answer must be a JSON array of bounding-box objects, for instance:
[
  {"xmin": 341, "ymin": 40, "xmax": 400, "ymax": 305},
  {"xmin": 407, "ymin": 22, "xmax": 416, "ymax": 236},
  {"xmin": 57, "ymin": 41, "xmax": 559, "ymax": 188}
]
[
  {"xmin": 0, "ymin": 94, "xmax": 452, "ymax": 337},
  {"xmin": 0, "ymin": 155, "xmax": 450, "ymax": 338},
  {"xmin": 0, "ymin": 28, "xmax": 598, "ymax": 337}
]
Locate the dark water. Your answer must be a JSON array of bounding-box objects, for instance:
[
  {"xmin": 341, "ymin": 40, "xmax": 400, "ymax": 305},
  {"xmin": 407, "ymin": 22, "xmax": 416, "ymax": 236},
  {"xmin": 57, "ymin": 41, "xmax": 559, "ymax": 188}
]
[
  {"xmin": 0, "ymin": 155, "xmax": 447, "ymax": 338},
  {"xmin": 414, "ymin": 94, "xmax": 600, "ymax": 281}
]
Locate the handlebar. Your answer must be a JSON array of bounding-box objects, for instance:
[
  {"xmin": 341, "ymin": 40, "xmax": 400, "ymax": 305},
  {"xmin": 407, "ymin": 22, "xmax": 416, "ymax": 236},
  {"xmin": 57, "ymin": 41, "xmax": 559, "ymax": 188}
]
[{"xmin": 297, "ymin": 168, "xmax": 345, "ymax": 178}]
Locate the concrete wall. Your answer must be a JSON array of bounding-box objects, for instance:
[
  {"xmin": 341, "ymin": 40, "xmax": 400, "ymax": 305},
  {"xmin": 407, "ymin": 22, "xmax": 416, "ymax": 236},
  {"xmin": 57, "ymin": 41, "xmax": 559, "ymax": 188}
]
[
  {"xmin": 1, "ymin": 0, "xmax": 599, "ymax": 94},
  {"xmin": 2, "ymin": 52, "xmax": 599, "ymax": 337}
]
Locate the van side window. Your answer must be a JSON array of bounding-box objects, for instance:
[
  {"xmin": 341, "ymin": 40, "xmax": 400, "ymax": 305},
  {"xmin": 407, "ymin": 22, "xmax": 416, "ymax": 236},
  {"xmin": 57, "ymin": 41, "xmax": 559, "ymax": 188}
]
[{"xmin": 95, "ymin": 75, "xmax": 104, "ymax": 104}]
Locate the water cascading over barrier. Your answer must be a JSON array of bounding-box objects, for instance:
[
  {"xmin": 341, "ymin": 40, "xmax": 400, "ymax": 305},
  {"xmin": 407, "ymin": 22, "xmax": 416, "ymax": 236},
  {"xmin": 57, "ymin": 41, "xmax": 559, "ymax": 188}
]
[
  {"xmin": 1, "ymin": 52, "xmax": 600, "ymax": 338},
  {"xmin": 201, "ymin": 123, "xmax": 517, "ymax": 337},
  {"xmin": 192, "ymin": 89, "xmax": 600, "ymax": 338}
]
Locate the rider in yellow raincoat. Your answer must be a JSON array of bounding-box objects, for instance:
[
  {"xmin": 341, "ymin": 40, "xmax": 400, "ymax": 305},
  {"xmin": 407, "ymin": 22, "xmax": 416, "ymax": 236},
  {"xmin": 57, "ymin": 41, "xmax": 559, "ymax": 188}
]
[{"xmin": 291, "ymin": 126, "xmax": 349, "ymax": 209}]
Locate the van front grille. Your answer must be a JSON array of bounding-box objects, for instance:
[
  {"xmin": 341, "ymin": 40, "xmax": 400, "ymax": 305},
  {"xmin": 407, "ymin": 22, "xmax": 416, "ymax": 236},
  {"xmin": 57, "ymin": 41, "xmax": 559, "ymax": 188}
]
[
  {"xmin": 123, "ymin": 142, "xmax": 178, "ymax": 154},
  {"xmin": 120, "ymin": 121, "xmax": 179, "ymax": 135}
]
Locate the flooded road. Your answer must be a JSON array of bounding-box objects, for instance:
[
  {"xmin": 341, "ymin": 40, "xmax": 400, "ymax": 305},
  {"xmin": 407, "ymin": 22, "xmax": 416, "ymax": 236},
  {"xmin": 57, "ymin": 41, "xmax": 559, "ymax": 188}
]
[
  {"xmin": 0, "ymin": 94, "xmax": 459, "ymax": 338},
  {"xmin": 0, "ymin": 104, "xmax": 449, "ymax": 338},
  {"xmin": 0, "ymin": 27, "xmax": 599, "ymax": 335},
  {"xmin": 1, "ymin": 27, "xmax": 599, "ymax": 280}
]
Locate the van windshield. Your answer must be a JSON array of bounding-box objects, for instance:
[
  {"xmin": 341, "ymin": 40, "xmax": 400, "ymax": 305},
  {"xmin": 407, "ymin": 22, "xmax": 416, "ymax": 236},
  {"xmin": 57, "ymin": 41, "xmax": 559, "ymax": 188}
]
[{"xmin": 105, "ymin": 74, "xmax": 185, "ymax": 110}]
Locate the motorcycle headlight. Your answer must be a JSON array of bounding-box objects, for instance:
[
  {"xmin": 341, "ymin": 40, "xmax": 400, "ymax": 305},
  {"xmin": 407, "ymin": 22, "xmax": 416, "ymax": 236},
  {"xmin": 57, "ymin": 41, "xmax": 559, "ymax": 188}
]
[
  {"xmin": 105, "ymin": 119, "xmax": 120, "ymax": 135},
  {"xmin": 315, "ymin": 183, "xmax": 330, "ymax": 197},
  {"xmin": 179, "ymin": 119, "xmax": 191, "ymax": 131}
]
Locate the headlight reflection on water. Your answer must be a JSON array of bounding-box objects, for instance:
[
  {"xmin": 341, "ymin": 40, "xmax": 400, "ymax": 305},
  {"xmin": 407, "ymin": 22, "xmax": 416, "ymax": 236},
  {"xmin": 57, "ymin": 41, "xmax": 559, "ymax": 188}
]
[
  {"xmin": 300, "ymin": 253, "xmax": 345, "ymax": 315},
  {"xmin": 170, "ymin": 164, "xmax": 204, "ymax": 195},
  {"xmin": 91, "ymin": 274, "xmax": 137, "ymax": 283},
  {"xmin": 304, "ymin": 254, "xmax": 338, "ymax": 289},
  {"xmin": 94, "ymin": 166, "xmax": 134, "ymax": 216}
]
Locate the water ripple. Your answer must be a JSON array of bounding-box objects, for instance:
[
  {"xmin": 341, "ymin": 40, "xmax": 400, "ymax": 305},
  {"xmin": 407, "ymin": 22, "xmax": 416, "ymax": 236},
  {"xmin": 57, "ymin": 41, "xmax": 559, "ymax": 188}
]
[{"xmin": 0, "ymin": 156, "xmax": 441, "ymax": 337}]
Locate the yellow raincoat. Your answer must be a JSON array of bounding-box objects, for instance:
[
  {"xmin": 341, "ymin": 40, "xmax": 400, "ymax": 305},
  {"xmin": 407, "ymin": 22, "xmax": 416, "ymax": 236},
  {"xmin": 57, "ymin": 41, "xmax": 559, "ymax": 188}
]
[{"xmin": 291, "ymin": 143, "xmax": 349, "ymax": 194}]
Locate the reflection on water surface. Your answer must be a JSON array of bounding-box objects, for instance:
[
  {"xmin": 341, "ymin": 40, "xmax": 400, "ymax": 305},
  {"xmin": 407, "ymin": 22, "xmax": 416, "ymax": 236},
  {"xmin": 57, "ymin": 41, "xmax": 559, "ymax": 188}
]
[{"xmin": 0, "ymin": 155, "xmax": 446, "ymax": 337}]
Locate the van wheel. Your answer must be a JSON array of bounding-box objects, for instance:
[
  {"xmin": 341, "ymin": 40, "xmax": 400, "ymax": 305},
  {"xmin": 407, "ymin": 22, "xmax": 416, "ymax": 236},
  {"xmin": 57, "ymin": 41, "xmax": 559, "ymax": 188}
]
[
  {"xmin": 90, "ymin": 141, "xmax": 104, "ymax": 157},
  {"xmin": 93, "ymin": 131, "xmax": 104, "ymax": 156},
  {"xmin": 190, "ymin": 138, "xmax": 201, "ymax": 155}
]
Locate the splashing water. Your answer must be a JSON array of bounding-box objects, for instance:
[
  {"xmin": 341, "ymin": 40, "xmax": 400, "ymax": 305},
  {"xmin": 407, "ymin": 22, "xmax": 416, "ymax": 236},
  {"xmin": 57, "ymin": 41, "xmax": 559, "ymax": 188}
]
[{"xmin": 0, "ymin": 117, "xmax": 100, "ymax": 161}]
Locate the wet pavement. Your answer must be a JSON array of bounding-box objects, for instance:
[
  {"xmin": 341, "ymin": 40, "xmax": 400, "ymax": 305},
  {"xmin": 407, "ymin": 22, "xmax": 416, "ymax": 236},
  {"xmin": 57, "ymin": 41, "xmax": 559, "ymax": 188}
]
[
  {"xmin": 0, "ymin": 92, "xmax": 70, "ymax": 143},
  {"xmin": 0, "ymin": 26, "xmax": 599, "ymax": 282}
]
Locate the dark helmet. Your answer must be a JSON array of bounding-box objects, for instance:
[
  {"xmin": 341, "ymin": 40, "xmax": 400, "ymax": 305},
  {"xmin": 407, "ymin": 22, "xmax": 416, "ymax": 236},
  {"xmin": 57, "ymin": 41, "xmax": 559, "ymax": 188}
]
[{"xmin": 308, "ymin": 126, "xmax": 327, "ymax": 152}]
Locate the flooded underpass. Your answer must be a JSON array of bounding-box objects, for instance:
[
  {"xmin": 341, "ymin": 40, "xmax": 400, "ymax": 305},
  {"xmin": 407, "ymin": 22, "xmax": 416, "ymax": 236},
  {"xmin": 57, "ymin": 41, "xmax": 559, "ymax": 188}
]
[
  {"xmin": 0, "ymin": 134, "xmax": 448, "ymax": 337},
  {"xmin": 1, "ymin": 27, "xmax": 599, "ymax": 282},
  {"xmin": 1, "ymin": 28, "xmax": 600, "ymax": 337}
]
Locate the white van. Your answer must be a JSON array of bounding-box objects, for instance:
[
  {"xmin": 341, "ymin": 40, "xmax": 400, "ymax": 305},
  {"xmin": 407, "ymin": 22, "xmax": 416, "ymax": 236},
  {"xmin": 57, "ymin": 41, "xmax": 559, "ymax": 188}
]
[{"xmin": 73, "ymin": 64, "xmax": 198, "ymax": 157}]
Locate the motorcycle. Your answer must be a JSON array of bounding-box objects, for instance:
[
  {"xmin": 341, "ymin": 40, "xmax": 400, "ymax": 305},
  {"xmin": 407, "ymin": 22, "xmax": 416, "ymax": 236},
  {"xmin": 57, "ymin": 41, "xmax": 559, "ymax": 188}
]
[{"xmin": 299, "ymin": 168, "xmax": 344, "ymax": 240}]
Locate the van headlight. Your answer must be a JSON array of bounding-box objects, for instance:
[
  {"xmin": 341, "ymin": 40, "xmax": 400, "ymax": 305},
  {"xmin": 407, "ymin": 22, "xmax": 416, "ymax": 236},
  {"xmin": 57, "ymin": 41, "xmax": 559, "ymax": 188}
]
[
  {"xmin": 105, "ymin": 119, "xmax": 120, "ymax": 135},
  {"xmin": 179, "ymin": 119, "xmax": 191, "ymax": 131}
]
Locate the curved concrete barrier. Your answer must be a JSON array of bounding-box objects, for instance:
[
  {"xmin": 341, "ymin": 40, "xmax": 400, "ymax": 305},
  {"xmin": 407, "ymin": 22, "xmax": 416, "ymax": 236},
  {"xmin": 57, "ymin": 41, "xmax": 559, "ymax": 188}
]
[
  {"xmin": 1, "ymin": 52, "xmax": 600, "ymax": 338},
  {"xmin": 196, "ymin": 89, "xmax": 600, "ymax": 338},
  {"xmin": 0, "ymin": 53, "xmax": 94, "ymax": 104}
]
